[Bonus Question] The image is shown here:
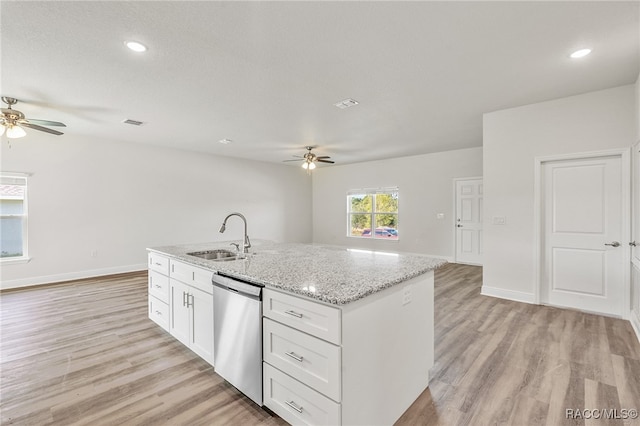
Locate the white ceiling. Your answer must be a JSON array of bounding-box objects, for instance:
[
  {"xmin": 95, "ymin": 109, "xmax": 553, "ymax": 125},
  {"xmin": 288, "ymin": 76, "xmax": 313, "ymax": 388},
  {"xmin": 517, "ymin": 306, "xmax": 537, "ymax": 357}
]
[{"xmin": 2, "ymin": 1, "xmax": 638, "ymax": 165}]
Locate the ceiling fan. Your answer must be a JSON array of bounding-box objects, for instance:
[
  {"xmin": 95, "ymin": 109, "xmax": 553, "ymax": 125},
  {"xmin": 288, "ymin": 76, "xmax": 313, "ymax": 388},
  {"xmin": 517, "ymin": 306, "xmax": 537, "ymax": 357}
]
[
  {"xmin": 284, "ymin": 146, "xmax": 335, "ymax": 172},
  {"xmin": 1, "ymin": 97, "xmax": 66, "ymax": 139}
]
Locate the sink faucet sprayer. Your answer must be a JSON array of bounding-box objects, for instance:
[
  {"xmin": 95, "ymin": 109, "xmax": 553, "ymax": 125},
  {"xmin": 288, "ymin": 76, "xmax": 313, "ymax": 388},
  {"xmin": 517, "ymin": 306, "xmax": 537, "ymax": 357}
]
[{"xmin": 219, "ymin": 212, "xmax": 251, "ymax": 256}]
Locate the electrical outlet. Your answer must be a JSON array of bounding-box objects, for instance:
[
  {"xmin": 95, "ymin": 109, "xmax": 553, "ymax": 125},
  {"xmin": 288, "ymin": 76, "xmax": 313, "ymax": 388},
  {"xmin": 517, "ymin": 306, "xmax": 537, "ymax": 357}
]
[
  {"xmin": 402, "ymin": 285, "xmax": 412, "ymax": 305},
  {"xmin": 91, "ymin": 250, "xmax": 98, "ymax": 258}
]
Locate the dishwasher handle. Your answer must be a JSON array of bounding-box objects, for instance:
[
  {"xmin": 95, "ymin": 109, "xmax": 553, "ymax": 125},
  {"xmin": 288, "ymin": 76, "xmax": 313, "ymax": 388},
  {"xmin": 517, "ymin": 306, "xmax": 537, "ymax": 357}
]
[{"xmin": 212, "ymin": 273, "xmax": 262, "ymax": 299}]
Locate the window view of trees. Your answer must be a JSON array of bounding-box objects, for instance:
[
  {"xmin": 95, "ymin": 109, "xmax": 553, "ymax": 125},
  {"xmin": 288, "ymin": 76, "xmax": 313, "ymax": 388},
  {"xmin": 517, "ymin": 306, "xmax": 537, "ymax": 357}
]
[{"xmin": 348, "ymin": 190, "xmax": 398, "ymax": 239}]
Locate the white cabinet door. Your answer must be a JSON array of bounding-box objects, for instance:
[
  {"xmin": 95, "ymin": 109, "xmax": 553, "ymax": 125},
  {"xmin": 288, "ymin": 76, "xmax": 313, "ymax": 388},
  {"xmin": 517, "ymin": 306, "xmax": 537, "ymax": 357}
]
[
  {"xmin": 170, "ymin": 279, "xmax": 191, "ymax": 347},
  {"xmin": 149, "ymin": 296, "xmax": 169, "ymax": 331},
  {"xmin": 190, "ymin": 285, "xmax": 214, "ymax": 365},
  {"xmin": 263, "ymin": 363, "xmax": 341, "ymax": 426},
  {"xmin": 263, "ymin": 318, "xmax": 341, "ymax": 402}
]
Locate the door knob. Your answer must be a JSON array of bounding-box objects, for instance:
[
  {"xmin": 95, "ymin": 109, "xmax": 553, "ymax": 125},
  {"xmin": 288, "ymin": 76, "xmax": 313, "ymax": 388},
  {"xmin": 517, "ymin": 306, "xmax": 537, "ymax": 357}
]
[
  {"xmin": 457, "ymin": 224, "xmax": 463, "ymax": 228},
  {"xmin": 630, "ymin": 241, "xmax": 637, "ymax": 247},
  {"xmin": 604, "ymin": 241, "xmax": 620, "ymax": 247}
]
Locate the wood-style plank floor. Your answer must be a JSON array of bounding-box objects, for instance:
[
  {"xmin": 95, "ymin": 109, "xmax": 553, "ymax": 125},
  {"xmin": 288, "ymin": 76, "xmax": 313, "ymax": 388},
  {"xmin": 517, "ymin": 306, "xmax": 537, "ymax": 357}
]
[
  {"xmin": 397, "ymin": 264, "xmax": 640, "ymax": 426},
  {"xmin": 1, "ymin": 265, "xmax": 639, "ymax": 425}
]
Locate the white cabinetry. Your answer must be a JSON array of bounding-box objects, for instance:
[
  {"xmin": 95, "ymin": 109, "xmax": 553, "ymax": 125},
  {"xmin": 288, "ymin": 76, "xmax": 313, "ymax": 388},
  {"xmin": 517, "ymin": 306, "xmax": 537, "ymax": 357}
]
[
  {"xmin": 263, "ymin": 271, "xmax": 435, "ymax": 426},
  {"xmin": 148, "ymin": 253, "xmax": 170, "ymax": 331},
  {"xmin": 263, "ymin": 289, "xmax": 341, "ymax": 426},
  {"xmin": 147, "ymin": 251, "xmax": 215, "ymax": 366},
  {"xmin": 169, "ymin": 259, "xmax": 214, "ymax": 365}
]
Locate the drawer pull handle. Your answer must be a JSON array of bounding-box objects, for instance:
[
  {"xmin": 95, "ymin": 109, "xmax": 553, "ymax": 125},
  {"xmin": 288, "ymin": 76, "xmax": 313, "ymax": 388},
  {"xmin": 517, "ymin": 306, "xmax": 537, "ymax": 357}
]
[
  {"xmin": 285, "ymin": 351, "xmax": 304, "ymax": 362},
  {"xmin": 155, "ymin": 310, "xmax": 162, "ymax": 316},
  {"xmin": 154, "ymin": 284, "xmax": 162, "ymax": 288},
  {"xmin": 154, "ymin": 262, "xmax": 162, "ymax": 266},
  {"xmin": 286, "ymin": 400, "xmax": 303, "ymax": 413},
  {"xmin": 284, "ymin": 310, "xmax": 303, "ymax": 318}
]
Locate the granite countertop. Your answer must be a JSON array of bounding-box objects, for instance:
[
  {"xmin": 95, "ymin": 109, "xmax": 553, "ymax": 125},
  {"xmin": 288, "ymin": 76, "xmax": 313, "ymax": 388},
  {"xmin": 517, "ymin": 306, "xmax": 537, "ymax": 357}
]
[{"xmin": 148, "ymin": 241, "xmax": 447, "ymax": 305}]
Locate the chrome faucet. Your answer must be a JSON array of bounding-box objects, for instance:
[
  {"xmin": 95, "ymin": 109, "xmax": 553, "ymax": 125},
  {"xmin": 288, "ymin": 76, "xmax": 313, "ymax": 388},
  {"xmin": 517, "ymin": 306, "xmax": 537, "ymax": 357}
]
[{"xmin": 219, "ymin": 212, "xmax": 251, "ymax": 255}]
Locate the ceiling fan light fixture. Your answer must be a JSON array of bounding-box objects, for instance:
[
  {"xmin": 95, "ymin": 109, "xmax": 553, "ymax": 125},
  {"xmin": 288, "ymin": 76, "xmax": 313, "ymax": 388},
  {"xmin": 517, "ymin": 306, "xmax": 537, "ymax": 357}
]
[
  {"xmin": 302, "ymin": 162, "xmax": 309, "ymax": 170},
  {"xmin": 6, "ymin": 125, "xmax": 26, "ymax": 139},
  {"xmin": 125, "ymin": 41, "xmax": 147, "ymax": 53},
  {"xmin": 308, "ymin": 161, "xmax": 316, "ymax": 170},
  {"xmin": 0, "ymin": 125, "xmax": 4, "ymax": 137},
  {"xmin": 570, "ymin": 48, "xmax": 591, "ymax": 59}
]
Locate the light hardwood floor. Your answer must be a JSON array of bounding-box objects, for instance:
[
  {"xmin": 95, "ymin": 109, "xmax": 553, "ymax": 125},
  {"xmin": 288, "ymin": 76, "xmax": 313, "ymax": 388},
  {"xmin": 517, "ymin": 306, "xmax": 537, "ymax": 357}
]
[
  {"xmin": 1, "ymin": 265, "xmax": 639, "ymax": 425},
  {"xmin": 397, "ymin": 264, "xmax": 640, "ymax": 426}
]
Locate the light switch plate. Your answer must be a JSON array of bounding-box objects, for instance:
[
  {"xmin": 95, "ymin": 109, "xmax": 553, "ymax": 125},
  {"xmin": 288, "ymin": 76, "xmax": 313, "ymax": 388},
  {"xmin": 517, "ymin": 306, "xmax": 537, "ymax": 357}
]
[
  {"xmin": 436, "ymin": 213, "xmax": 445, "ymax": 219},
  {"xmin": 492, "ymin": 216, "xmax": 506, "ymax": 225}
]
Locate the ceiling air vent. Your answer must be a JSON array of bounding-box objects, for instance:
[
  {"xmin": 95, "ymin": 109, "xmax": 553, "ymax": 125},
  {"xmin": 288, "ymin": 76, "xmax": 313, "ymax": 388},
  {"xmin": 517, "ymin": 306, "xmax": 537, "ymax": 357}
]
[
  {"xmin": 334, "ymin": 98, "xmax": 359, "ymax": 109},
  {"xmin": 122, "ymin": 119, "xmax": 144, "ymax": 126}
]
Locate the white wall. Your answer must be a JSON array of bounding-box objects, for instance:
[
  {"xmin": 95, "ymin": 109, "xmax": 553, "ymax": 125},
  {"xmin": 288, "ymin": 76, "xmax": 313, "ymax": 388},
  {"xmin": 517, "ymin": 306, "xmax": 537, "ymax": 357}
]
[
  {"xmin": 0, "ymin": 135, "xmax": 312, "ymax": 289},
  {"xmin": 311, "ymin": 147, "xmax": 482, "ymax": 258},
  {"xmin": 483, "ymin": 84, "xmax": 636, "ymax": 303}
]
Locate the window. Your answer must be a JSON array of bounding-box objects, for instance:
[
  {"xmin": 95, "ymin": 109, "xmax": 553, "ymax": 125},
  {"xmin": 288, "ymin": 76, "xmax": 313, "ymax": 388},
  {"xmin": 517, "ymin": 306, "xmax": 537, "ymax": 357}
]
[
  {"xmin": 347, "ymin": 188, "xmax": 399, "ymax": 240},
  {"xmin": 1, "ymin": 174, "xmax": 28, "ymax": 261}
]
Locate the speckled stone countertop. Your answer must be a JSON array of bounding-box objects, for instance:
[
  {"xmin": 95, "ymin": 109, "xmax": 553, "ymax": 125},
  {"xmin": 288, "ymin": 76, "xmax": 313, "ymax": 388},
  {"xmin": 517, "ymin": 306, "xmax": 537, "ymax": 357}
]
[{"xmin": 148, "ymin": 241, "xmax": 447, "ymax": 305}]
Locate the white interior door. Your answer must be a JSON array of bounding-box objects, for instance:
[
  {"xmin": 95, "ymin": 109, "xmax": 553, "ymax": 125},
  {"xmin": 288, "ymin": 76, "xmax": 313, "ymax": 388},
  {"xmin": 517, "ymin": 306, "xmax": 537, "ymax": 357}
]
[
  {"xmin": 542, "ymin": 156, "xmax": 624, "ymax": 317},
  {"xmin": 455, "ymin": 178, "xmax": 483, "ymax": 265}
]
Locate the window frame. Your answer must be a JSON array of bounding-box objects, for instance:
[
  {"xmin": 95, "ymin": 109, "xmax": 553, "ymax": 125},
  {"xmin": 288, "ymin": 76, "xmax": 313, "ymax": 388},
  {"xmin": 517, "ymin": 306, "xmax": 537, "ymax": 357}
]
[
  {"xmin": 346, "ymin": 187, "xmax": 399, "ymax": 241},
  {"xmin": 1, "ymin": 173, "xmax": 30, "ymax": 264}
]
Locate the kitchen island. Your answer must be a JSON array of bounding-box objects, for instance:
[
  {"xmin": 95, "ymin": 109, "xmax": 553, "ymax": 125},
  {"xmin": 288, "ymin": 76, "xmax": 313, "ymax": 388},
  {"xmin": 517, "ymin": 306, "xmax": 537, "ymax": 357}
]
[{"xmin": 147, "ymin": 241, "xmax": 446, "ymax": 425}]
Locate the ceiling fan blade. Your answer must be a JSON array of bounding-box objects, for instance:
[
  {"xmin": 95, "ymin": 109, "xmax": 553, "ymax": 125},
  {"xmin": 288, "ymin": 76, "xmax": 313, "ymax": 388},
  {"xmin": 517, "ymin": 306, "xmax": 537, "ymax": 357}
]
[
  {"xmin": 22, "ymin": 118, "xmax": 66, "ymax": 127},
  {"xmin": 283, "ymin": 159, "xmax": 303, "ymax": 162},
  {"xmin": 316, "ymin": 159, "xmax": 335, "ymax": 164},
  {"xmin": 20, "ymin": 122, "xmax": 64, "ymax": 136},
  {"xmin": 316, "ymin": 156, "xmax": 331, "ymax": 159}
]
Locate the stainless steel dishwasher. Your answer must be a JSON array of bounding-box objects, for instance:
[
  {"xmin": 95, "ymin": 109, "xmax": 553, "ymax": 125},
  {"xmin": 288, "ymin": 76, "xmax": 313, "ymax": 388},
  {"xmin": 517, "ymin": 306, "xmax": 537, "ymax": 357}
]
[{"xmin": 212, "ymin": 273, "xmax": 263, "ymax": 406}]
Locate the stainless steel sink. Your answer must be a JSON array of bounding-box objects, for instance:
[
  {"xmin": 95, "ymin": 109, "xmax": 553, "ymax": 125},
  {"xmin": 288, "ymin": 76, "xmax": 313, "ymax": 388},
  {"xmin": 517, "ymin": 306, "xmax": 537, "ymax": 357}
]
[{"xmin": 187, "ymin": 249, "xmax": 238, "ymax": 261}]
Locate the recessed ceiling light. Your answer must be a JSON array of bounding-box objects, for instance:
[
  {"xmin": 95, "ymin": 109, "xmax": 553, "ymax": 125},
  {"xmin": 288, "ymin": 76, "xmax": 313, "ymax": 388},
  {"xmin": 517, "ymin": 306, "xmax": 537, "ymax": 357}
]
[
  {"xmin": 570, "ymin": 48, "xmax": 591, "ymax": 59},
  {"xmin": 334, "ymin": 98, "xmax": 359, "ymax": 109},
  {"xmin": 218, "ymin": 138, "xmax": 233, "ymax": 144},
  {"xmin": 125, "ymin": 41, "xmax": 147, "ymax": 53}
]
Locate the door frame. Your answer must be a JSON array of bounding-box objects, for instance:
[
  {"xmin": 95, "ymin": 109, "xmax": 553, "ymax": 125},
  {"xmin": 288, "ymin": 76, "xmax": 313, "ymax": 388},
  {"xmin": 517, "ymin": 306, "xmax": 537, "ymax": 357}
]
[
  {"xmin": 631, "ymin": 139, "xmax": 640, "ymax": 340},
  {"xmin": 453, "ymin": 176, "xmax": 483, "ymax": 265},
  {"xmin": 533, "ymin": 148, "xmax": 631, "ymax": 318}
]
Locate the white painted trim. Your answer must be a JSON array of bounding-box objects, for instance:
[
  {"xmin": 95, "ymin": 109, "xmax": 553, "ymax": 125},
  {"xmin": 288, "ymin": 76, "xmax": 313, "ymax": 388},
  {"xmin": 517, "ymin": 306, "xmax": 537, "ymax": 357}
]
[
  {"xmin": 452, "ymin": 176, "xmax": 483, "ymax": 265},
  {"xmin": 0, "ymin": 263, "xmax": 147, "ymax": 290},
  {"xmin": 631, "ymin": 310, "xmax": 640, "ymax": 345},
  {"xmin": 0, "ymin": 256, "xmax": 31, "ymax": 265},
  {"xmin": 481, "ymin": 285, "xmax": 535, "ymax": 304},
  {"xmin": 533, "ymin": 148, "xmax": 631, "ymax": 318}
]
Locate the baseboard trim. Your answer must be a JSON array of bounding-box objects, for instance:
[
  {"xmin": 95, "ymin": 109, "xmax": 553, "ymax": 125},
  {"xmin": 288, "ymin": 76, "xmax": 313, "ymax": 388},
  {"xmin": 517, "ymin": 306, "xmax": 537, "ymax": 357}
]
[
  {"xmin": 0, "ymin": 263, "xmax": 147, "ymax": 290},
  {"xmin": 631, "ymin": 310, "xmax": 640, "ymax": 344},
  {"xmin": 481, "ymin": 285, "xmax": 535, "ymax": 304}
]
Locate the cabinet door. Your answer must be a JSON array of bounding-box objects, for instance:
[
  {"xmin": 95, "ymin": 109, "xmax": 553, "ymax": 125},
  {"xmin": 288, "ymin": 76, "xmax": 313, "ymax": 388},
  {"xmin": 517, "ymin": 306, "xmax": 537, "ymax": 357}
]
[
  {"xmin": 190, "ymin": 285, "xmax": 214, "ymax": 365},
  {"xmin": 149, "ymin": 295, "xmax": 169, "ymax": 331},
  {"xmin": 170, "ymin": 279, "xmax": 191, "ymax": 347}
]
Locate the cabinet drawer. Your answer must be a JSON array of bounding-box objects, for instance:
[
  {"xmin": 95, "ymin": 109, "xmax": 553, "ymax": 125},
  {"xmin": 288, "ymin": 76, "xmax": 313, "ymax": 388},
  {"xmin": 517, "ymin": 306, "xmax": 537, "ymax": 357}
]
[
  {"xmin": 170, "ymin": 259, "xmax": 213, "ymax": 295},
  {"xmin": 148, "ymin": 252, "xmax": 169, "ymax": 275},
  {"xmin": 263, "ymin": 363, "xmax": 340, "ymax": 426},
  {"xmin": 149, "ymin": 270, "xmax": 169, "ymax": 303},
  {"xmin": 149, "ymin": 295, "xmax": 169, "ymax": 331},
  {"xmin": 264, "ymin": 318, "xmax": 341, "ymax": 402},
  {"xmin": 264, "ymin": 289, "xmax": 341, "ymax": 345}
]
